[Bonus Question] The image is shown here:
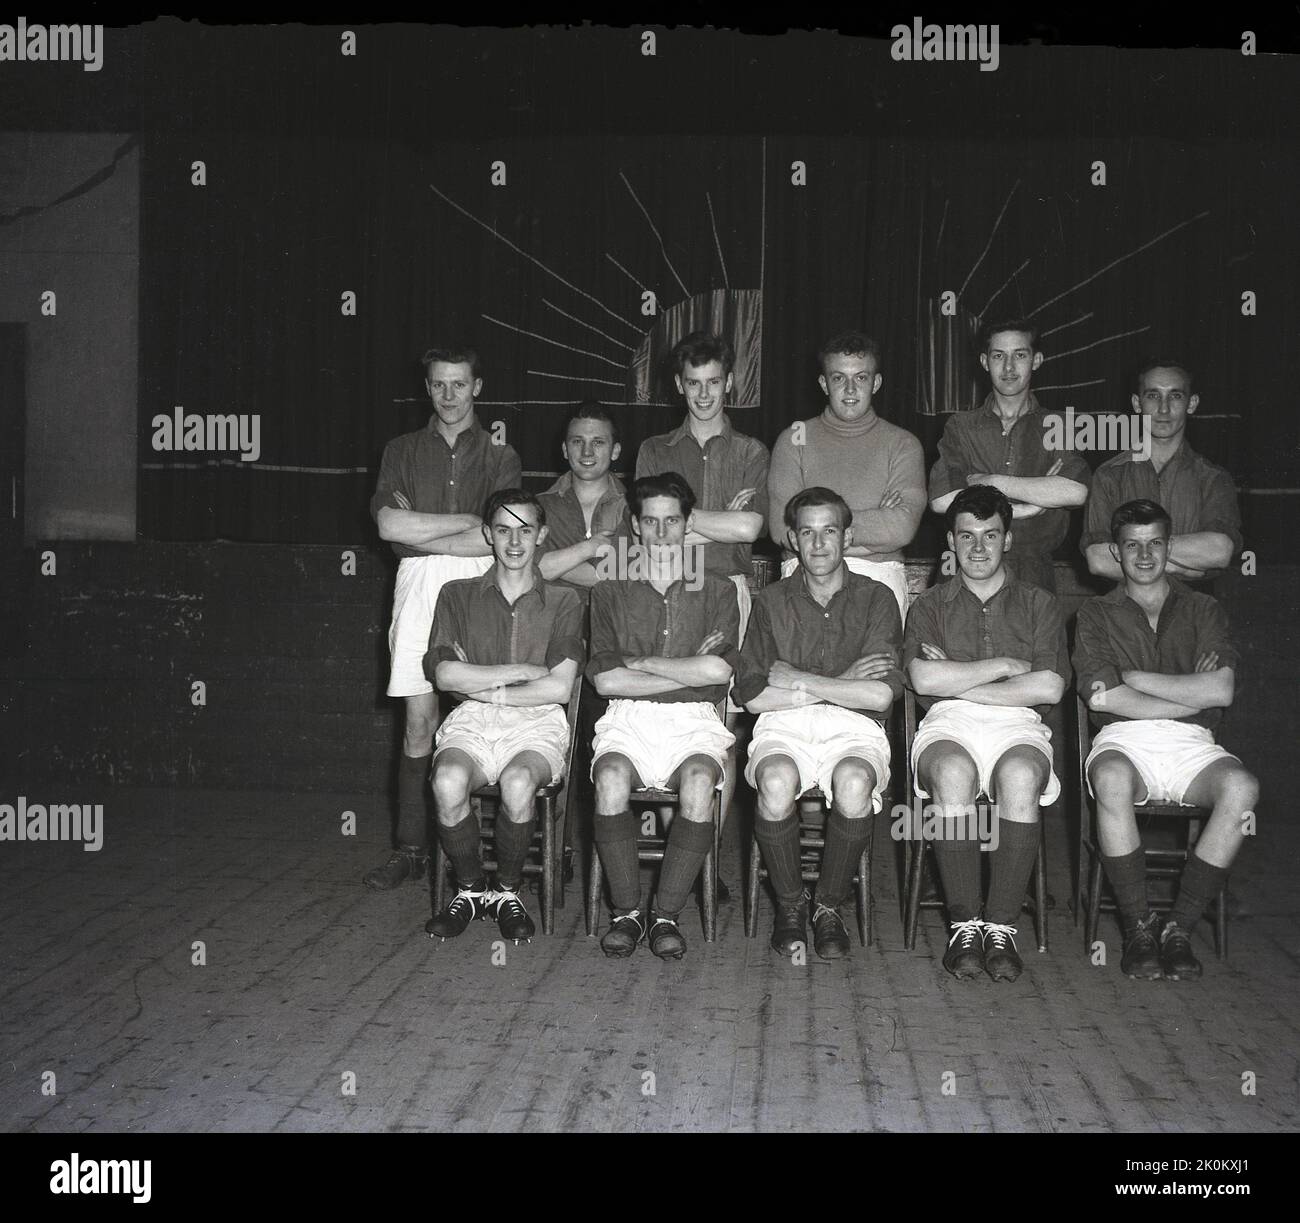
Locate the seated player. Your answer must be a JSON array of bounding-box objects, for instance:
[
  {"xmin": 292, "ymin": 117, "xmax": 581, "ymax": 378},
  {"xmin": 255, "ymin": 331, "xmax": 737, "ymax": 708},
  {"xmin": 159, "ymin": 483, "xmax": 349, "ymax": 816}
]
[
  {"xmin": 734, "ymin": 487, "xmax": 903, "ymax": 960},
  {"xmin": 904, "ymin": 486, "xmax": 1069, "ymax": 982},
  {"xmin": 537, "ymin": 402, "xmax": 628, "ymax": 596},
  {"xmin": 587, "ymin": 472, "xmax": 740, "ymax": 960},
  {"xmin": 423, "ymin": 489, "xmax": 584, "ymax": 944},
  {"xmin": 1074, "ymin": 499, "xmax": 1259, "ymax": 981}
]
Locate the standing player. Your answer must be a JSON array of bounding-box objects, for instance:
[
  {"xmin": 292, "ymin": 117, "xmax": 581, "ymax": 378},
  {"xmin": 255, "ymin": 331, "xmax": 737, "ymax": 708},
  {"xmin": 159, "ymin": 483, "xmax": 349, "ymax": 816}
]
[
  {"xmin": 363, "ymin": 346, "xmax": 521, "ymax": 890},
  {"xmin": 587, "ymin": 472, "xmax": 740, "ymax": 960},
  {"xmin": 904, "ymin": 486, "xmax": 1069, "ymax": 982},
  {"xmin": 1082, "ymin": 360, "xmax": 1241, "ymax": 586},
  {"xmin": 1074, "ymin": 499, "xmax": 1258, "ymax": 980},
  {"xmin": 735, "ymin": 487, "xmax": 903, "ymax": 959},
  {"xmin": 635, "ymin": 332, "xmax": 769, "ymax": 854},
  {"xmin": 423, "ymin": 490, "xmax": 583, "ymax": 944},
  {"xmin": 928, "ymin": 319, "xmax": 1090, "ymax": 594},
  {"xmin": 768, "ymin": 331, "xmax": 925, "ymax": 620},
  {"xmin": 537, "ymin": 402, "xmax": 628, "ymax": 595}
]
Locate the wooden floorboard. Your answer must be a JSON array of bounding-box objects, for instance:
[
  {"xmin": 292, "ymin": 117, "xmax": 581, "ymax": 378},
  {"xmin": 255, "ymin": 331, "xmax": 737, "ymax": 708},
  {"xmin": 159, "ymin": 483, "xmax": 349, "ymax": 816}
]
[{"xmin": 1, "ymin": 785, "xmax": 1296, "ymax": 1133}]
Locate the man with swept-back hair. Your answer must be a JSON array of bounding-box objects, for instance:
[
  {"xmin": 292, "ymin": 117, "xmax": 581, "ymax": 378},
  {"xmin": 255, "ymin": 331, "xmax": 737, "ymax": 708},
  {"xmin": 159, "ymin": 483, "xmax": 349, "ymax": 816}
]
[
  {"xmin": 928, "ymin": 318, "xmax": 1090, "ymax": 594},
  {"xmin": 1082, "ymin": 358, "xmax": 1241, "ymax": 586},
  {"xmin": 1074, "ymin": 498, "xmax": 1258, "ymax": 982},
  {"xmin": 364, "ymin": 345, "xmax": 522, "ymax": 892},
  {"xmin": 768, "ymin": 330, "xmax": 925, "ymax": 619},
  {"xmin": 735, "ymin": 485, "xmax": 904, "ymax": 960}
]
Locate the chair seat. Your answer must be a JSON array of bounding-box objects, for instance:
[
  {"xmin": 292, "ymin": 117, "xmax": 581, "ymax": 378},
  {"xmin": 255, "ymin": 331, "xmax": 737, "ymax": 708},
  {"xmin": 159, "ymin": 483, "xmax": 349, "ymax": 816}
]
[{"xmin": 473, "ymin": 781, "xmax": 564, "ymax": 800}]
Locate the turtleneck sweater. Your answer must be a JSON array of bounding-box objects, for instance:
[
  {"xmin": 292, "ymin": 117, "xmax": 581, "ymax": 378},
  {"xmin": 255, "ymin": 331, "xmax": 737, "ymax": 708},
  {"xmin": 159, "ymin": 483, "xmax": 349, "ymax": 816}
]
[{"xmin": 767, "ymin": 408, "xmax": 926, "ymax": 564}]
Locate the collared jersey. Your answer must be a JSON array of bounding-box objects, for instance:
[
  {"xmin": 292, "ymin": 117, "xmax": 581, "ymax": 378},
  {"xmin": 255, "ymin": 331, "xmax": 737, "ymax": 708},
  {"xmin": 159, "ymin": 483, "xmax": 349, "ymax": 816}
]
[
  {"xmin": 929, "ymin": 392, "xmax": 1091, "ymax": 588},
  {"xmin": 371, "ymin": 414, "xmax": 522, "ymax": 559},
  {"xmin": 1073, "ymin": 578, "xmax": 1239, "ymax": 733},
  {"xmin": 1080, "ymin": 441, "xmax": 1242, "ymax": 580},
  {"xmin": 425, "ymin": 567, "xmax": 585, "ymax": 681},
  {"xmin": 586, "ymin": 572, "xmax": 740, "ymax": 705},
  {"xmin": 636, "ymin": 414, "xmax": 769, "ymax": 579},
  {"xmin": 734, "ymin": 566, "xmax": 904, "ymax": 723},
  {"xmin": 536, "ymin": 472, "xmax": 630, "ymax": 597},
  {"xmin": 903, "ymin": 573, "xmax": 1070, "ymax": 718}
]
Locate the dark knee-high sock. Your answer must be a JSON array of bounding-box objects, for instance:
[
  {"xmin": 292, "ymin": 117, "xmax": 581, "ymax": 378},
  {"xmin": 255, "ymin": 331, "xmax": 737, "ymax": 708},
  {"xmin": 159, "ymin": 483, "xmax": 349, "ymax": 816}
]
[
  {"xmin": 817, "ymin": 810, "xmax": 872, "ymax": 908},
  {"xmin": 396, "ymin": 753, "xmax": 432, "ymax": 849},
  {"xmin": 755, "ymin": 813, "xmax": 803, "ymax": 904},
  {"xmin": 1101, "ymin": 847, "xmax": 1148, "ymax": 932},
  {"xmin": 593, "ymin": 810, "xmax": 642, "ymax": 912},
  {"xmin": 985, "ymin": 820, "xmax": 1040, "ymax": 926},
  {"xmin": 1169, "ymin": 853, "xmax": 1228, "ymax": 931},
  {"xmin": 494, "ymin": 815, "xmax": 536, "ymax": 889},
  {"xmin": 654, "ymin": 817, "xmax": 715, "ymax": 917},
  {"xmin": 932, "ymin": 835, "xmax": 982, "ymax": 923},
  {"xmin": 437, "ymin": 811, "xmax": 483, "ymax": 885}
]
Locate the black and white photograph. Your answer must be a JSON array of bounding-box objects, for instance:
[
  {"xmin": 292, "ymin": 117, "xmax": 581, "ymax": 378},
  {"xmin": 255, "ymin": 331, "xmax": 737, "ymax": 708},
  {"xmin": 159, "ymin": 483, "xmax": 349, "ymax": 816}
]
[{"xmin": 0, "ymin": 11, "xmax": 1295, "ymax": 1181}]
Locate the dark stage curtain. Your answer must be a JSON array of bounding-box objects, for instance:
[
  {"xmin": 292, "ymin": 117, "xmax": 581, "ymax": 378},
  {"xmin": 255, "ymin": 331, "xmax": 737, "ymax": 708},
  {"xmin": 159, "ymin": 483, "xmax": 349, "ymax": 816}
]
[{"xmin": 138, "ymin": 131, "xmax": 1293, "ymax": 554}]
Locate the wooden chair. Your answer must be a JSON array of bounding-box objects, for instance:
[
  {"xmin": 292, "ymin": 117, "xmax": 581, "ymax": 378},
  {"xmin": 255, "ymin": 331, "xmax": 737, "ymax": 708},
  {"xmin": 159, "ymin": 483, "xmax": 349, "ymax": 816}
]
[
  {"xmin": 1074, "ymin": 693, "xmax": 1227, "ymax": 957},
  {"xmin": 744, "ymin": 787, "xmax": 874, "ymax": 946},
  {"xmin": 902, "ymin": 687, "xmax": 1050, "ymax": 953},
  {"xmin": 432, "ymin": 673, "xmax": 584, "ymax": 935}
]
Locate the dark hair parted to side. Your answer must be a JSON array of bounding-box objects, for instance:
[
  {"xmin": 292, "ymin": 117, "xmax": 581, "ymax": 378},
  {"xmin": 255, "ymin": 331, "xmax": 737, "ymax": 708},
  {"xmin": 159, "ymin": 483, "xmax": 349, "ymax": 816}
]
[
  {"xmin": 672, "ymin": 331, "xmax": 735, "ymax": 377},
  {"xmin": 422, "ymin": 345, "xmax": 482, "ymax": 380},
  {"xmin": 784, "ymin": 486, "xmax": 853, "ymax": 532},
  {"xmin": 817, "ymin": 330, "xmax": 882, "ymax": 370},
  {"xmin": 1134, "ymin": 357, "xmax": 1194, "ymax": 393},
  {"xmin": 979, "ymin": 318, "xmax": 1039, "ymax": 352},
  {"xmin": 630, "ymin": 471, "xmax": 696, "ymax": 520},
  {"xmin": 564, "ymin": 399, "xmax": 620, "ymax": 445},
  {"xmin": 484, "ymin": 488, "xmax": 546, "ymax": 529},
  {"xmin": 1110, "ymin": 498, "xmax": 1171, "ymax": 542},
  {"xmin": 946, "ymin": 484, "xmax": 1014, "ymax": 536}
]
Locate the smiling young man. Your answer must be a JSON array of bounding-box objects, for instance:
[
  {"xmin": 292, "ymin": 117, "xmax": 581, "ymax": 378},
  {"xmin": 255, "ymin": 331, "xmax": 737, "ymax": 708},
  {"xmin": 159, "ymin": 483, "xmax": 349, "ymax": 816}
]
[
  {"xmin": 536, "ymin": 402, "xmax": 628, "ymax": 597},
  {"xmin": 1082, "ymin": 360, "xmax": 1242, "ymax": 586},
  {"xmin": 586, "ymin": 472, "xmax": 740, "ymax": 960},
  {"xmin": 365, "ymin": 346, "xmax": 522, "ymax": 891},
  {"xmin": 423, "ymin": 490, "xmax": 584, "ymax": 944},
  {"xmin": 904, "ymin": 485, "xmax": 1069, "ymax": 982},
  {"xmin": 768, "ymin": 331, "xmax": 924, "ymax": 620},
  {"xmin": 1074, "ymin": 499, "xmax": 1258, "ymax": 981},
  {"xmin": 928, "ymin": 319, "xmax": 1091, "ymax": 594},
  {"xmin": 735, "ymin": 487, "xmax": 904, "ymax": 959},
  {"xmin": 636, "ymin": 332, "xmax": 769, "ymax": 851}
]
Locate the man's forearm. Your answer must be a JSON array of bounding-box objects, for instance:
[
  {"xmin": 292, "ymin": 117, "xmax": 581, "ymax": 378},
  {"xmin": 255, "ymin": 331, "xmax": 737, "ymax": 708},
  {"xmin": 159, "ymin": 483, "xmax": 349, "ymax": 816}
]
[
  {"xmin": 909, "ymin": 657, "xmax": 1016, "ymax": 697},
  {"xmin": 794, "ymin": 673, "xmax": 894, "ymax": 712},
  {"xmin": 688, "ymin": 509, "xmax": 764, "ymax": 543},
  {"xmin": 425, "ymin": 526, "xmax": 492, "ymax": 557},
  {"xmin": 465, "ymin": 676, "xmax": 572, "ymax": 707},
  {"xmin": 958, "ymin": 672, "xmax": 1065, "ymax": 707},
  {"xmin": 1124, "ymin": 668, "xmax": 1233, "ymax": 709},
  {"xmin": 991, "ymin": 475, "xmax": 1088, "ymax": 508},
  {"xmin": 744, "ymin": 685, "xmax": 821, "ymax": 714},
  {"xmin": 845, "ymin": 503, "xmax": 922, "ymax": 553},
  {"xmin": 633, "ymin": 655, "xmax": 732, "ymax": 687},
  {"xmin": 435, "ymin": 661, "xmax": 538, "ymax": 693},
  {"xmin": 1168, "ymin": 532, "xmax": 1235, "ymax": 573},
  {"xmin": 1084, "ymin": 543, "xmax": 1123, "ymax": 580},
  {"xmin": 539, "ymin": 540, "xmax": 598, "ymax": 582},
  {"xmin": 377, "ymin": 507, "xmax": 480, "ymax": 545},
  {"xmin": 1089, "ymin": 684, "xmax": 1200, "ymax": 720},
  {"xmin": 594, "ymin": 668, "xmax": 685, "ymax": 697}
]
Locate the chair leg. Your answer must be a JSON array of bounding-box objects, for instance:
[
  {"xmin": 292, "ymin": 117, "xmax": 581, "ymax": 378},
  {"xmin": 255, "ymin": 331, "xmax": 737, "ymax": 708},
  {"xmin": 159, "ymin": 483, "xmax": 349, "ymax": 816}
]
[
  {"xmin": 433, "ymin": 841, "xmax": 448, "ymax": 915},
  {"xmin": 701, "ymin": 793, "xmax": 719, "ymax": 942},
  {"xmin": 1034, "ymin": 834, "xmax": 1049, "ymax": 954},
  {"xmin": 553, "ymin": 794, "xmax": 568, "ymax": 911},
  {"xmin": 586, "ymin": 840, "xmax": 603, "ymax": 937},
  {"xmin": 1216, "ymin": 884, "xmax": 1227, "ymax": 960},
  {"xmin": 904, "ymin": 839, "xmax": 927, "ymax": 950},
  {"xmin": 1085, "ymin": 854, "xmax": 1104, "ymax": 954},
  {"xmin": 745, "ymin": 834, "xmax": 762, "ymax": 938},
  {"xmin": 856, "ymin": 813, "xmax": 874, "ymax": 947},
  {"xmin": 1075, "ymin": 798, "xmax": 1089, "ymax": 929},
  {"xmin": 540, "ymin": 794, "xmax": 555, "ymax": 936}
]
